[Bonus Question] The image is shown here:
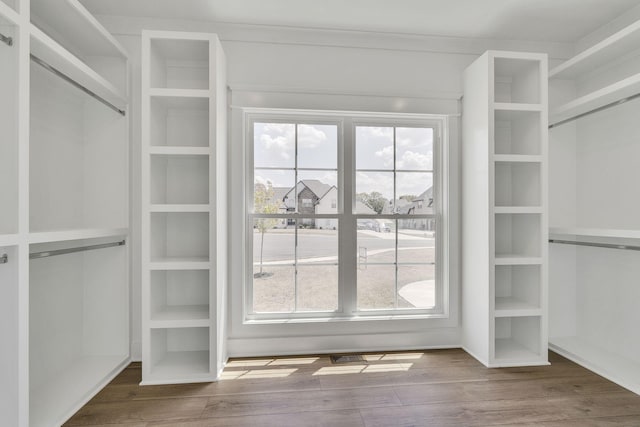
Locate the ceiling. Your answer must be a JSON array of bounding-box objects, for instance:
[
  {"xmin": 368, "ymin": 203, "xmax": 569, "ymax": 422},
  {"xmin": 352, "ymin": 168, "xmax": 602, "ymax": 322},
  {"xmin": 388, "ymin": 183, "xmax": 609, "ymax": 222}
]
[{"xmin": 81, "ymin": 0, "xmax": 640, "ymax": 43}]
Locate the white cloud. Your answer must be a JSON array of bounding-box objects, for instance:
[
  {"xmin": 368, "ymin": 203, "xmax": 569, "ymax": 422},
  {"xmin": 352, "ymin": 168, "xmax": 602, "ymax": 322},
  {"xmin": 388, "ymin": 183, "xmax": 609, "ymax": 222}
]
[
  {"xmin": 397, "ymin": 150, "xmax": 433, "ymax": 170},
  {"xmin": 374, "ymin": 145, "xmax": 394, "ymax": 168},
  {"xmin": 298, "ymin": 124, "xmax": 327, "ymax": 148}
]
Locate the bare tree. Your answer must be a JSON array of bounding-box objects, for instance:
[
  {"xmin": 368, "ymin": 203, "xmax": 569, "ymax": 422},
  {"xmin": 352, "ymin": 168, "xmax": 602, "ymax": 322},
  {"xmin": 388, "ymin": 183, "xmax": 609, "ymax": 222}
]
[{"xmin": 254, "ymin": 181, "xmax": 280, "ymax": 277}]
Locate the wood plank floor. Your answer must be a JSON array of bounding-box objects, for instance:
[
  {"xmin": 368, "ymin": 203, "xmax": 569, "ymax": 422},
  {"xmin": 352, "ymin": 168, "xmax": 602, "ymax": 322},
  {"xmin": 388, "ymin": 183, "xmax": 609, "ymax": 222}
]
[{"xmin": 65, "ymin": 350, "xmax": 640, "ymax": 426}]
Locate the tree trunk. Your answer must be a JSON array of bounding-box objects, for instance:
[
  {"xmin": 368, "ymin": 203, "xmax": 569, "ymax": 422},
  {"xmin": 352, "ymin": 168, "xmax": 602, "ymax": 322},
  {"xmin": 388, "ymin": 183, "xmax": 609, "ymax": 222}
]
[{"xmin": 259, "ymin": 229, "xmax": 265, "ymax": 275}]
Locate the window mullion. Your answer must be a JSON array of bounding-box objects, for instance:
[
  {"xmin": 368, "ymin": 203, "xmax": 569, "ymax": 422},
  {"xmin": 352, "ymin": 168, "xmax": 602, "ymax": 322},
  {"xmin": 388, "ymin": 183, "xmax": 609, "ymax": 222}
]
[{"xmin": 340, "ymin": 118, "xmax": 357, "ymax": 314}]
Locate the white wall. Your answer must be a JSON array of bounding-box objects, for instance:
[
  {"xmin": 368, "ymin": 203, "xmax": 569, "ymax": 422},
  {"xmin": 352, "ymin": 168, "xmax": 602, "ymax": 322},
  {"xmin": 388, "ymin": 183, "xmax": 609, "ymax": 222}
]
[{"xmin": 98, "ymin": 14, "xmax": 573, "ymax": 359}]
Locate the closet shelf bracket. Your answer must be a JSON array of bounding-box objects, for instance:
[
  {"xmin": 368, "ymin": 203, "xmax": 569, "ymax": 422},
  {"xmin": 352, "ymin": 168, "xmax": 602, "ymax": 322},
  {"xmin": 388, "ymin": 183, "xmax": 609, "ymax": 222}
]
[
  {"xmin": 30, "ymin": 54, "xmax": 126, "ymax": 117},
  {"xmin": 549, "ymin": 91, "xmax": 640, "ymax": 129},
  {"xmin": 549, "ymin": 238, "xmax": 640, "ymax": 251},
  {"xmin": 30, "ymin": 240, "xmax": 126, "ymax": 260},
  {"xmin": 0, "ymin": 32, "xmax": 13, "ymax": 47},
  {"xmin": 0, "ymin": 254, "xmax": 7, "ymax": 264}
]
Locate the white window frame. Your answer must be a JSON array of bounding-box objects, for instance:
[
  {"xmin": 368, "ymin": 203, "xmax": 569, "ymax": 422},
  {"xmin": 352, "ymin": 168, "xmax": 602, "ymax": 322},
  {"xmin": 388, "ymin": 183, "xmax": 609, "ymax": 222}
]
[{"xmin": 245, "ymin": 109, "xmax": 450, "ymax": 322}]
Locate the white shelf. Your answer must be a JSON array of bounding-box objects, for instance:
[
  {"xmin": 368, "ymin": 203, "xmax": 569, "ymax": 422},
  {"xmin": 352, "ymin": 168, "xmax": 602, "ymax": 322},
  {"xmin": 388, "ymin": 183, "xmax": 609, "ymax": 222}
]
[
  {"xmin": 0, "ymin": 1, "xmax": 19, "ymax": 24},
  {"xmin": 150, "ymin": 88, "xmax": 210, "ymax": 99},
  {"xmin": 494, "ymin": 102, "xmax": 543, "ymax": 112},
  {"xmin": 150, "ymin": 258, "xmax": 211, "ymax": 270},
  {"xmin": 550, "ymin": 336, "xmax": 640, "ymax": 395},
  {"xmin": 30, "ymin": 355, "xmax": 129, "ymax": 427},
  {"xmin": 495, "ymin": 255, "xmax": 543, "ymax": 265},
  {"xmin": 150, "ymin": 204, "xmax": 211, "ymax": 213},
  {"xmin": 494, "ymin": 338, "xmax": 545, "ymax": 366},
  {"xmin": 30, "ymin": 0, "xmax": 127, "ymax": 59},
  {"xmin": 149, "ymin": 146, "xmax": 211, "ymax": 156},
  {"xmin": 28, "ymin": 228, "xmax": 128, "ymax": 244},
  {"xmin": 494, "ymin": 207, "xmax": 543, "ymax": 214},
  {"xmin": 550, "ymin": 72, "xmax": 640, "ymax": 125},
  {"xmin": 493, "ymin": 154, "xmax": 542, "ymax": 163},
  {"xmin": 550, "ymin": 227, "xmax": 640, "ymax": 240},
  {"xmin": 549, "ymin": 227, "xmax": 640, "ymax": 248},
  {"xmin": 494, "ymin": 297, "xmax": 541, "ymax": 317},
  {"xmin": 550, "ymin": 20, "xmax": 640, "ymax": 79},
  {"xmin": 143, "ymin": 350, "xmax": 212, "ymax": 385},
  {"xmin": 151, "ymin": 305, "xmax": 210, "ymax": 323},
  {"xmin": 30, "ymin": 25, "xmax": 127, "ymax": 112},
  {"xmin": 0, "ymin": 234, "xmax": 19, "ymax": 246}
]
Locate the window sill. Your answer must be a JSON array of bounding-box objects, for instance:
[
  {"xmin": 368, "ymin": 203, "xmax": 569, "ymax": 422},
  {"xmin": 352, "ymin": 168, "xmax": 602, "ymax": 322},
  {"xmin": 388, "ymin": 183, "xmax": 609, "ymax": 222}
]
[{"xmin": 244, "ymin": 311, "xmax": 449, "ymax": 325}]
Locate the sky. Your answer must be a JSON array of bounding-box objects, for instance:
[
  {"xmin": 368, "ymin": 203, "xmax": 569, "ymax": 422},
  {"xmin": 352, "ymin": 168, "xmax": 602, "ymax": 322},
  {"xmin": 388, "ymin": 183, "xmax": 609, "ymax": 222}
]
[{"xmin": 254, "ymin": 123, "xmax": 433, "ymax": 205}]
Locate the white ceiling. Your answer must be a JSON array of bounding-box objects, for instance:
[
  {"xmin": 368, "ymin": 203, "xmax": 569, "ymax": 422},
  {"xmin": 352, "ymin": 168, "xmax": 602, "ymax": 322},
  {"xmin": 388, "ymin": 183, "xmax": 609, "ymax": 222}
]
[{"xmin": 81, "ymin": 0, "xmax": 640, "ymax": 43}]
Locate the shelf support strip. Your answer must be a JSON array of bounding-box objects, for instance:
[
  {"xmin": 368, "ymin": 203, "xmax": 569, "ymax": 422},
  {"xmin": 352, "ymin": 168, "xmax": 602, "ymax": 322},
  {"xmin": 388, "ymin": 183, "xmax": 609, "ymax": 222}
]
[
  {"xmin": 30, "ymin": 240, "xmax": 126, "ymax": 260},
  {"xmin": 30, "ymin": 54, "xmax": 126, "ymax": 117},
  {"xmin": 549, "ymin": 91, "xmax": 640, "ymax": 129},
  {"xmin": 549, "ymin": 239, "xmax": 640, "ymax": 251}
]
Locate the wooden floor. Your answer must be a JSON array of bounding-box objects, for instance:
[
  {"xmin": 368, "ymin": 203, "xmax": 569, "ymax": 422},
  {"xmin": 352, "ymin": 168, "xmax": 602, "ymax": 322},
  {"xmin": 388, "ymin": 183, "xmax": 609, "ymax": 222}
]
[{"xmin": 65, "ymin": 349, "xmax": 640, "ymax": 426}]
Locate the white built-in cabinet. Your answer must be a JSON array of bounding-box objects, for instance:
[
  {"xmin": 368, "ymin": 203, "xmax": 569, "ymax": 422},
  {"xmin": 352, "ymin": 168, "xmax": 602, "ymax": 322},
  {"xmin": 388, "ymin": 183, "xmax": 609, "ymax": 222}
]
[
  {"xmin": 548, "ymin": 18, "xmax": 640, "ymax": 395},
  {"xmin": 141, "ymin": 31, "xmax": 228, "ymax": 385},
  {"xmin": 462, "ymin": 51, "xmax": 549, "ymax": 367},
  {"xmin": 0, "ymin": 1, "xmax": 130, "ymax": 425}
]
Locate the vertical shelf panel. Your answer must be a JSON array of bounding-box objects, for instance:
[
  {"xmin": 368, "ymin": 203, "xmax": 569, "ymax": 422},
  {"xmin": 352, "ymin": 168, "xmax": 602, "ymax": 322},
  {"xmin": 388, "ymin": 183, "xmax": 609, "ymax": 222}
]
[
  {"xmin": 0, "ymin": 17, "xmax": 18, "ymax": 235},
  {"xmin": 0, "ymin": 246, "xmax": 19, "ymax": 427}
]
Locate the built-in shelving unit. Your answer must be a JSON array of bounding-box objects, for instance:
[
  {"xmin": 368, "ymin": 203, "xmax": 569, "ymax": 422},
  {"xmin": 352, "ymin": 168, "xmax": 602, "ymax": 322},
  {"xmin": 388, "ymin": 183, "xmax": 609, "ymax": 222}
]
[
  {"xmin": 548, "ymin": 17, "xmax": 640, "ymax": 396},
  {"xmin": 0, "ymin": 2, "xmax": 131, "ymax": 425},
  {"xmin": 549, "ymin": 19, "xmax": 640, "ymax": 127},
  {"xmin": 142, "ymin": 30, "xmax": 227, "ymax": 385},
  {"xmin": 462, "ymin": 50, "xmax": 548, "ymax": 368}
]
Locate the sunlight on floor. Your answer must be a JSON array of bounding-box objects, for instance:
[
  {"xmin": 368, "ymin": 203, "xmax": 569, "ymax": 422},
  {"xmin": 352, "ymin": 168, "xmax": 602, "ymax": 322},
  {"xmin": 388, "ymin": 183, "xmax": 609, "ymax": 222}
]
[{"xmin": 220, "ymin": 368, "xmax": 299, "ymax": 380}]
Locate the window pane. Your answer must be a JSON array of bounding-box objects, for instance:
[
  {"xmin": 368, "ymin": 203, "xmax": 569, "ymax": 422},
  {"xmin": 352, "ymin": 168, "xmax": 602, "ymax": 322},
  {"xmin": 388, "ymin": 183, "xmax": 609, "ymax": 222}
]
[
  {"xmin": 297, "ymin": 266, "xmax": 338, "ymax": 311},
  {"xmin": 357, "ymin": 264, "xmax": 395, "ymax": 310},
  {"xmin": 254, "ymin": 122, "xmax": 295, "ymax": 168},
  {"xmin": 297, "ymin": 124, "xmax": 337, "ymax": 169},
  {"xmin": 253, "ymin": 219, "xmax": 294, "ymax": 266},
  {"xmin": 253, "ymin": 266, "xmax": 295, "ymax": 313},
  {"xmin": 357, "ymin": 220, "xmax": 395, "ymax": 266},
  {"xmin": 396, "ymin": 127, "xmax": 433, "ymax": 171},
  {"xmin": 297, "ymin": 170, "xmax": 338, "ymax": 215},
  {"xmin": 396, "ymin": 172, "xmax": 433, "ymax": 214},
  {"xmin": 355, "ymin": 171, "xmax": 393, "ymax": 214},
  {"xmin": 398, "ymin": 219, "xmax": 436, "ymax": 264},
  {"xmin": 397, "ymin": 265, "xmax": 436, "ymax": 309},
  {"xmin": 254, "ymin": 169, "xmax": 295, "ymax": 214},
  {"xmin": 356, "ymin": 126, "xmax": 394, "ymax": 170},
  {"xmin": 253, "ymin": 219, "xmax": 295, "ymax": 313},
  {"xmin": 297, "ymin": 223, "xmax": 338, "ymax": 261}
]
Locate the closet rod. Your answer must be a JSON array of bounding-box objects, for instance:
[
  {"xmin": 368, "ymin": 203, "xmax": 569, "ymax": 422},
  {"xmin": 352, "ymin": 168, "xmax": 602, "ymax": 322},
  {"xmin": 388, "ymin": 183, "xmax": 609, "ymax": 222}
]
[
  {"xmin": 0, "ymin": 32, "xmax": 13, "ymax": 47},
  {"xmin": 0, "ymin": 254, "xmax": 7, "ymax": 264},
  {"xmin": 549, "ymin": 91, "xmax": 640, "ymax": 129},
  {"xmin": 30, "ymin": 240, "xmax": 125, "ymax": 260},
  {"xmin": 30, "ymin": 54, "xmax": 126, "ymax": 117},
  {"xmin": 549, "ymin": 239, "xmax": 640, "ymax": 251}
]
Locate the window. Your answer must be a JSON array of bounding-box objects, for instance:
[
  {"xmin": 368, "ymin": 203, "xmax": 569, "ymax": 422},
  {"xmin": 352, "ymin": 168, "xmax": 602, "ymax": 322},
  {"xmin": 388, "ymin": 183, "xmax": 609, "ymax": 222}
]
[{"xmin": 248, "ymin": 111, "xmax": 446, "ymax": 320}]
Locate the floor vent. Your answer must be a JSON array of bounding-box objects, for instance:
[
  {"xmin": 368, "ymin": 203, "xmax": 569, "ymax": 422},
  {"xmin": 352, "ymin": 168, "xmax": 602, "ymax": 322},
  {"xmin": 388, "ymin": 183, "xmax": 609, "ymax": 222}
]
[{"xmin": 329, "ymin": 354, "xmax": 367, "ymax": 364}]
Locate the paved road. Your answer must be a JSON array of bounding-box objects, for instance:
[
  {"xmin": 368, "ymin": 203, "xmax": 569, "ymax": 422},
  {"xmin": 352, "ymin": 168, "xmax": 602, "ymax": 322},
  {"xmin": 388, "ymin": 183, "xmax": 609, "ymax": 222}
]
[{"xmin": 254, "ymin": 229, "xmax": 434, "ymax": 262}]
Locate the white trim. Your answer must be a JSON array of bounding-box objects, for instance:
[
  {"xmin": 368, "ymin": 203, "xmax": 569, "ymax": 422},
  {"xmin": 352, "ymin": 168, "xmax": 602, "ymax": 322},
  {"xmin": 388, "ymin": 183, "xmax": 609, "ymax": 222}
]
[{"xmin": 228, "ymin": 331, "xmax": 461, "ymax": 358}]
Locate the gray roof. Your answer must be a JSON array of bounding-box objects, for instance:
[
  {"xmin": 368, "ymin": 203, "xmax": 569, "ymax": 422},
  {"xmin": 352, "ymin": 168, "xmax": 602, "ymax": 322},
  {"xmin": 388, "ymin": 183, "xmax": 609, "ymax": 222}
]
[{"xmin": 284, "ymin": 179, "xmax": 333, "ymax": 201}]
